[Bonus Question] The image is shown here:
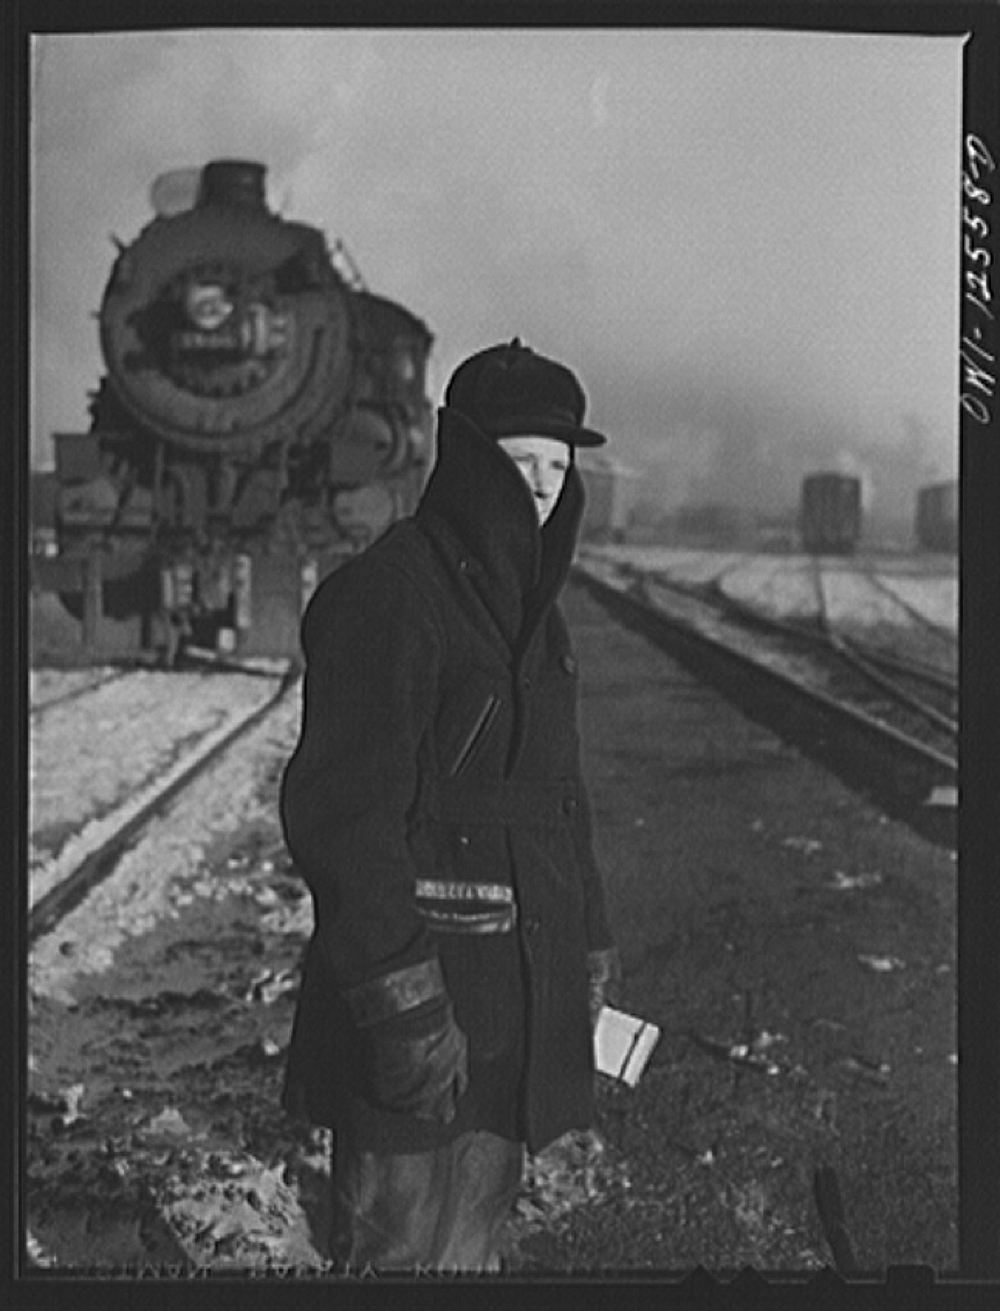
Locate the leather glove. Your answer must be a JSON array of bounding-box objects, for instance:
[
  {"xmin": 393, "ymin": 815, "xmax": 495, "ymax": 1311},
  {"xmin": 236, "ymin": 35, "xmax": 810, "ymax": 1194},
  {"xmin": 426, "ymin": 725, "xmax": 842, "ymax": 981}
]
[
  {"xmin": 587, "ymin": 945, "xmax": 622, "ymax": 1026},
  {"xmin": 364, "ymin": 1000, "xmax": 469, "ymax": 1122},
  {"xmin": 346, "ymin": 959, "xmax": 469, "ymax": 1123}
]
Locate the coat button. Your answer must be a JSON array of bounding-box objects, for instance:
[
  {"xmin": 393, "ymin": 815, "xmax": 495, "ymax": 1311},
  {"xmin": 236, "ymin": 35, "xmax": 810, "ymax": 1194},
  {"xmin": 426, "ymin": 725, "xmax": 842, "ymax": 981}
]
[
  {"xmin": 559, "ymin": 654, "xmax": 578, "ymax": 675},
  {"xmin": 562, "ymin": 797, "xmax": 578, "ymax": 816},
  {"xmin": 520, "ymin": 675, "xmax": 531, "ymax": 691},
  {"xmin": 458, "ymin": 833, "xmax": 471, "ymax": 847}
]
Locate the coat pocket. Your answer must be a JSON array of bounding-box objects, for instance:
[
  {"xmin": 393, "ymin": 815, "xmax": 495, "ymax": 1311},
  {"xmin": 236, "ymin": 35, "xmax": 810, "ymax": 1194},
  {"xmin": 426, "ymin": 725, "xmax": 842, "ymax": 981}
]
[
  {"xmin": 448, "ymin": 693, "xmax": 501, "ymax": 778},
  {"xmin": 439, "ymin": 933, "xmax": 523, "ymax": 1063}
]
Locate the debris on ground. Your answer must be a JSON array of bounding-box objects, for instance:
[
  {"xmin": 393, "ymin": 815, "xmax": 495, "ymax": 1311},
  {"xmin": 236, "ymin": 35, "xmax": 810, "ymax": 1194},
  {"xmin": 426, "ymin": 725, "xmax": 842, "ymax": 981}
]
[
  {"xmin": 244, "ymin": 968, "xmax": 299, "ymax": 1005},
  {"xmin": 857, "ymin": 954, "xmax": 905, "ymax": 973},
  {"xmin": 781, "ymin": 837, "xmax": 823, "ymax": 855},
  {"xmin": 924, "ymin": 786, "xmax": 957, "ymax": 809},
  {"xmin": 827, "ymin": 871, "xmax": 882, "ymax": 891},
  {"xmin": 838, "ymin": 1056, "xmax": 891, "ymax": 1083},
  {"xmin": 687, "ymin": 1031, "xmax": 787, "ymax": 1076},
  {"xmin": 144, "ymin": 1108, "xmax": 196, "ymax": 1139},
  {"xmin": 515, "ymin": 1130, "xmax": 631, "ymax": 1228},
  {"xmin": 153, "ymin": 1149, "xmax": 326, "ymax": 1271}
]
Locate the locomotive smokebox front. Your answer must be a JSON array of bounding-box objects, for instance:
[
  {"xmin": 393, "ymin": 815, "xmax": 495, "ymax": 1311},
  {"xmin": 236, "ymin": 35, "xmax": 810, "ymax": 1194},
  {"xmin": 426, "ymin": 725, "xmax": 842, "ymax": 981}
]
[{"xmin": 99, "ymin": 158, "xmax": 355, "ymax": 456}]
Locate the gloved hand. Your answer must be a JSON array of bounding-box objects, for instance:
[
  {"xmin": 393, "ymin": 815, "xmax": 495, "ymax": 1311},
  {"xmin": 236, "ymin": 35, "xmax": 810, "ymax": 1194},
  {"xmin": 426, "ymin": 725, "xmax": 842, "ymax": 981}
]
[
  {"xmin": 364, "ymin": 999, "xmax": 469, "ymax": 1123},
  {"xmin": 345, "ymin": 958, "xmax": 469, "ymax": 1123},
  {"xmin": 587, "ymin": 945, "xmax": 622, "ymax": 1026}
]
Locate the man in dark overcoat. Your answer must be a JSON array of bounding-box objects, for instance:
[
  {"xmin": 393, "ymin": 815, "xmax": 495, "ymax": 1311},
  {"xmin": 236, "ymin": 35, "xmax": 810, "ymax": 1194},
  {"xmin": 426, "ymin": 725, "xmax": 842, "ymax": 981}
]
[{"xmin": 279, "ymin": 339, "xmax": 620, "ymax": 1271}]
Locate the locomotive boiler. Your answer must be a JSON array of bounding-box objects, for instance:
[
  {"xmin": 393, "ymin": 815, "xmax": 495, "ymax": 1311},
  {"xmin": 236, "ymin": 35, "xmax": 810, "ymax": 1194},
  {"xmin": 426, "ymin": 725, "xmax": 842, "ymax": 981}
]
[
  {"xmin": 48, "ymin": 159, "xmax": 434, "ymax": 661},
  {"xmin": 799, "ymin": 473, "xmax": 862, "ymax": 555}
]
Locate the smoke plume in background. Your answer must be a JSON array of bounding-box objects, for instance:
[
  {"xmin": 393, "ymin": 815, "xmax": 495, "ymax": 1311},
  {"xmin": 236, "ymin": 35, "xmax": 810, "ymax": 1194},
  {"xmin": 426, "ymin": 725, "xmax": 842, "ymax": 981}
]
[{"xmin": 33, "ymin": 28, "xmax": 962, "ymax": 526}]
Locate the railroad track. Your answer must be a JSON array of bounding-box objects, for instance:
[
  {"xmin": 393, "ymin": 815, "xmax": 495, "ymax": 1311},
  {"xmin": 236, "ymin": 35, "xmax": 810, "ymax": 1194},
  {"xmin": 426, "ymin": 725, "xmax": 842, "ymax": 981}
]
[
  {"xmin": 807, "ymin": 559, "xmax": 957, "ymax": 755},
  {"xmin": 28, "ymin": 660, "xmax": 301, "ymax": 945},
  {"xmin": 574, "ymin": 557, "xmax": 956, "ymax": 845},
  {"xmin": 724, "ymin": 565, "xmax": 957, "ymax": 701},
  {"xmin": 623, "ymin": 558, "xmax": 956, "ymax": 767},
  {"xmin": 691, "ymin": 558, "xmax": 957, "ymax": 760},
  {"xmin": 856, "ymin": 562, "xmax": 958, "ymax": 649},
  {"xmin": 29, "ymin": 666, "xmax": 138, "ymax": 718},
  {"xmin": 29, "ymin": 648, "xmax": 286, "ymax": 720}
]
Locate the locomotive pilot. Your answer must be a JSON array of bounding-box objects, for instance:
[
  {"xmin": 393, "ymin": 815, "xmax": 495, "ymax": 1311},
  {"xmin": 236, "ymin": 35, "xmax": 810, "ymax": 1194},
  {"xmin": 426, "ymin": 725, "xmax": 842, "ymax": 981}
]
[{"xmin": 279, "ymin": 339, "xmax": 620, "ymax": 1272}]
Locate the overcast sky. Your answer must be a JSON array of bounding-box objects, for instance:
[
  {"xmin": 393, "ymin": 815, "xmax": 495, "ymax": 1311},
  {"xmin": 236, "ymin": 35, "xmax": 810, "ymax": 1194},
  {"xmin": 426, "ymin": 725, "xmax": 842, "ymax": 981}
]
[{"xmin": 32, "ymin": 26, "xmax": 963, "ymax": 520}]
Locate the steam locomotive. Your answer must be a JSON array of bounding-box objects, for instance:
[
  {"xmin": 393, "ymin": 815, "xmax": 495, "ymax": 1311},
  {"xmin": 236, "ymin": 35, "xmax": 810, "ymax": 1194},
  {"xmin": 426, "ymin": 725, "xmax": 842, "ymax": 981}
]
[{"xmin": 47, "ymin": 159, "xmax": 434, "ymax": 661}]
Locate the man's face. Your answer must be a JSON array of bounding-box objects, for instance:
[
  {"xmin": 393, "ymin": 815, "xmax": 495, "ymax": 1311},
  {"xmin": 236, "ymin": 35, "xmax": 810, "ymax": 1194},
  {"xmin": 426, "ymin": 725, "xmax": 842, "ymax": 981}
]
[{"xmin": 497, "ymin": 435, "xmax": 571, "ymax": 527}]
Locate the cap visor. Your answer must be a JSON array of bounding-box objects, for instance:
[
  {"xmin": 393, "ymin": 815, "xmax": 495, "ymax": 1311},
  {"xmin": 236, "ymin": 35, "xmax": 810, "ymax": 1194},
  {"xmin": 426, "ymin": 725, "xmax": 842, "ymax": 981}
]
[{"xmin": 486, "ymin": 415, "xmax": 607, "ymax": 447}]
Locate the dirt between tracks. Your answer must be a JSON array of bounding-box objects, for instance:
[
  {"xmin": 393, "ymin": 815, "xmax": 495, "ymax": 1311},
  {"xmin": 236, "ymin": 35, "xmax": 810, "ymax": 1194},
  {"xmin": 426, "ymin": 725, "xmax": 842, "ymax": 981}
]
[
  {"xmin": 25, "ymin": 583, "xmax": 957, "ymax": 1277},
  {"xmin": 513, "ymin": 585, "xmax": 957, "ymax": 1275}
]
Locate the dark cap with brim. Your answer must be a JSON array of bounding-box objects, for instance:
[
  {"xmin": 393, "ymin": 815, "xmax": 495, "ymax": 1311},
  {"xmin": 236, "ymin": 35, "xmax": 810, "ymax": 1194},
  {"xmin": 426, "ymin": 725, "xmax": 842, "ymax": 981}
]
[{"xmin": 444, "ymin": 338, "xmax": 607, "ymax": 448}]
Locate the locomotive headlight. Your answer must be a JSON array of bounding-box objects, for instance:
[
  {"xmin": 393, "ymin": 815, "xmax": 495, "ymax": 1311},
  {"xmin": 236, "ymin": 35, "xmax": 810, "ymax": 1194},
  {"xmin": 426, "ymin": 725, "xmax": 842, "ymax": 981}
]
[
  {"xmin": 185, "ymin": 282, "xmax": 234, "ymax": 331},
  {"xmin": 391, "ymin": 346, "xmax": 416, "ymax": 383}
]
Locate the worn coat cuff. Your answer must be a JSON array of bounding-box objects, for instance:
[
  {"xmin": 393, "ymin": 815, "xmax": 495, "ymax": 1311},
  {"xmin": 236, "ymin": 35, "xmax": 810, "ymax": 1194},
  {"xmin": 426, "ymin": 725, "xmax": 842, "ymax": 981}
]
[{"xmin": 345, "ymin": 957, "xmax": 447, "ymax": 1028}]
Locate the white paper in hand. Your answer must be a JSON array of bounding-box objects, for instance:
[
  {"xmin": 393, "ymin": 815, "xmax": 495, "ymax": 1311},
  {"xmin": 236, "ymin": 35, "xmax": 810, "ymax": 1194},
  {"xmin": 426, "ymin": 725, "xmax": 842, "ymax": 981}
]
[{"xmin": 593, "ymin": 1005, "xmax": 660, "ymax": 1086}]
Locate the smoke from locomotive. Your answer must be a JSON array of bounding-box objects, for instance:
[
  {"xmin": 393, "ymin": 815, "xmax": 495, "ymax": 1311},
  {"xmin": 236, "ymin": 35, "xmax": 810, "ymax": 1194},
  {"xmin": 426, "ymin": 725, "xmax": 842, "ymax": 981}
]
[{"xmin": 51, "ymin": 159, "xmax": 434, "ymax": 660}]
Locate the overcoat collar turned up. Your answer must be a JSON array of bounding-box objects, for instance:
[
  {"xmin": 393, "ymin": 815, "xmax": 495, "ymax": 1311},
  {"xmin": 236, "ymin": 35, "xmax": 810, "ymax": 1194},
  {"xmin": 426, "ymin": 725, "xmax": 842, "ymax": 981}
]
[{"xmin": 415, "ymin": 406, "xmax": 586, "ymax": 654}]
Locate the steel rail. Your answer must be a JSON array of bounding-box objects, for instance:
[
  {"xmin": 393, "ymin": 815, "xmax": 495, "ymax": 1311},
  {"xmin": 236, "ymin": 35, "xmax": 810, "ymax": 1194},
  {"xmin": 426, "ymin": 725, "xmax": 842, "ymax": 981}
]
[
  {"xmin": 810, "ymin": 559, "xmax": 957, "ymax": 740},
  {"xmin": 722, "ymin": 589, "xmax": 955, "ymax": 697},
  {"xmin": 577, "ymin": 563, "xmax": 957, "ymax": 780},
  {"xmin": 823, "ymin": 628, "xmax": 957, "ymax": 738},
  {"xmin": 859, "ymin": 565, "xmax": 958, "ymax": 647},
  {"xmin": 833, "ymin": 635, "xmax": 956, "ymax": 696},
  {"xmin": 29, "ymin": 667, "xmax": 138, "ymax": 719},
  {"xmin": 685, "ymin": 563, "xmax": 958, "ymax": 742},
  {"xmin": 682, "ymin": 560, "xmax": 955, "ymax": 695},
  {"xmin": 28, "ymin": 660, "xmax": 301, "ymax": 945}
]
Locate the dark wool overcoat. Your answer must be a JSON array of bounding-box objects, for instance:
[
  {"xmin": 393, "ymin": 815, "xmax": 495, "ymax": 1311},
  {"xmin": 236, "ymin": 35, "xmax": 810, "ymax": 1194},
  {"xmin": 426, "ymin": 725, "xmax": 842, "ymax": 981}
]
[{"xmin": 279, "ymin": 407, "xmax": 615, "ymax": 1155}]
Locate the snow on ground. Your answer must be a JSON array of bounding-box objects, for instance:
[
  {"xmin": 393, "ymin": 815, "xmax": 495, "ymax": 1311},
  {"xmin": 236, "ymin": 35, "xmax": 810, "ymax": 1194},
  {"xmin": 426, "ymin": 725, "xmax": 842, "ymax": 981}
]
[
  {"xmin": 717, "ymin": 558, "xmax": 818, "ymax": 619},
  {"xmin": 579, "ymin": 546, "xmax": 958, "ymax": 678},
  {"xmin": 870, "ymin": 575, "xmax": 958, "ymax": 632},
  {"xmin": 584, "ymin": 545, "xmax": 957, "ymax": 636},
  {"xmin": 639, "ymin": 578, "xmax": 832, "ymax": 690},
  {"xmin": 819, "ymin": 570, "xmax": 914, "ymax": 629},
  {"xmin": 585, "ymin": 545, "xmax": 746, "ymax": 586},
  {"xmin": 29, "ymin": 690, "xmax": 304, "ymax": 1000},
  {"xmin": 29, "ymin": 670, "xmax": 288, "ymax": 906},
  {"xmin": 30, "ymin": 667, "xmax": 121, "ymax": 709}
]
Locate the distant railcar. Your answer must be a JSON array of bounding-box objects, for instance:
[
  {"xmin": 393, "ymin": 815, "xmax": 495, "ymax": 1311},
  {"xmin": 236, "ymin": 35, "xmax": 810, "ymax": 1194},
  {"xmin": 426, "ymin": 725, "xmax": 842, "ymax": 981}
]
[
  {"xmin": 915, "ymin": 480, "xmax": 958, "ymax": 553},
  {"xmin": 799, "ymin": 473, "xmax": 862, "ymax": 555},
  {"xmin": 578, "ymin": 454, "xmax": 638, "ymax": 543}
]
